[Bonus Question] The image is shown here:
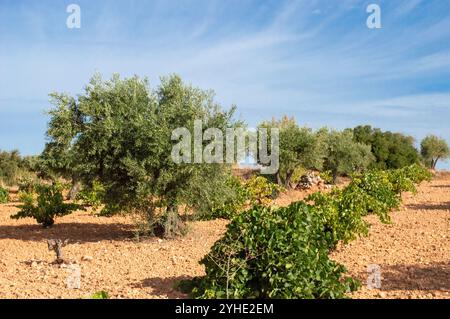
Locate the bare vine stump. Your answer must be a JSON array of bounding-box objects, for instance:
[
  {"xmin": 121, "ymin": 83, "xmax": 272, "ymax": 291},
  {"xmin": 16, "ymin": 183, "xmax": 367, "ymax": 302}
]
[{"xmin": 47, "ymin": 239, "xmax": 69, "ymax": 264}]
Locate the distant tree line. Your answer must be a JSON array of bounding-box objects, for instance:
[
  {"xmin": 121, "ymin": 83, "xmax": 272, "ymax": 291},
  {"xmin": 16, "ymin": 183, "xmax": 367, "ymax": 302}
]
[
  {"xmin": 0, "ymin": 150, "xmax": 42, "ymax": 186},
  {"xmin": 258, "ymin": 118, "xmax": 448, "ymax": 186}
]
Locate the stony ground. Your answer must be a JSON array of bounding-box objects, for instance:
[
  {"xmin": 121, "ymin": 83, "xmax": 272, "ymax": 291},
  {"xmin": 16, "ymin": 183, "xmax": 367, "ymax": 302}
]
[
  {"xmin": 331, "ymin": 172, "xmax": 450, "ymax": 299},
  {"xmin": 0, "ymin": 174, "xmax": 448, "ymax": 299}
]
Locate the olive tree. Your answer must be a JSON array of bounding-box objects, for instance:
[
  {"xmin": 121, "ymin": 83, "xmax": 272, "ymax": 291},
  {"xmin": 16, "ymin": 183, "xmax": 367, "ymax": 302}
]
[
  {"xmin": 258, "ymin": 116, "xmax": 325, "ymax": 188},
  {"xmin": 40, "ymin": 92, "xmax": 85, "ymax": 199},
  {"xmin": 323, "ymin": 130, "xmax": 374, "ymax": 183},
  {"xmin": 46, "ymin": 73, "xmax": 241, "ymax": 237},
  {"xmin": 352, "ymin": 125, "xmax": 420, "ymax": 169},
  {"xmin": 420, "ymin": 135, "xmax": 450, "ymax": 169}
]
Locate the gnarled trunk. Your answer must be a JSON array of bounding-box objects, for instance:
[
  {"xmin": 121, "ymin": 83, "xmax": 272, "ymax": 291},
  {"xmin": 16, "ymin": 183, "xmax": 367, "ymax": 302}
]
[{"xmin": 67, "ymin": 176, "xmax": 81, "ymax": 200}]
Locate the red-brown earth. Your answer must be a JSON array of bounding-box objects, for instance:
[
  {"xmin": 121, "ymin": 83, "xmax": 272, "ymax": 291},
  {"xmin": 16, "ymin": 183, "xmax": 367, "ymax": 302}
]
[{"xmin": 0, "ymin": 174, "xmax": 448, "ymax": 299}]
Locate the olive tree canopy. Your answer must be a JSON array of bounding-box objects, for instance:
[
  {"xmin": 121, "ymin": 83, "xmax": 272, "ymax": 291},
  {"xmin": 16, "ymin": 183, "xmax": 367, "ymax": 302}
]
[{"xmin": 45, "ymin": 73, "xmax": 241, "ymax": 236}]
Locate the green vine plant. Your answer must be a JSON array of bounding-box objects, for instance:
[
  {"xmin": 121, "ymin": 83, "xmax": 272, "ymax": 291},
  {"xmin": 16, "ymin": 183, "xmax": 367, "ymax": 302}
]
[
  {"xmin": 184, "ymin": 164, "xmax": 431, "ymax": 299},
  {"xmin": 11, "ymin": 182, "xmax": 83, "ymax": 227},
  {"xmin": 0, "ymin": 186, "xmax": 9, "ymax": 204}
]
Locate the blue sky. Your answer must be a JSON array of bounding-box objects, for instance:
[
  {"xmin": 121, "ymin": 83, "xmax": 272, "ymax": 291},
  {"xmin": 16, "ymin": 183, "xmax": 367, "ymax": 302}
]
[{"xmin": 1, "ymin": 0, "xmax": 450, "ymax": 168}]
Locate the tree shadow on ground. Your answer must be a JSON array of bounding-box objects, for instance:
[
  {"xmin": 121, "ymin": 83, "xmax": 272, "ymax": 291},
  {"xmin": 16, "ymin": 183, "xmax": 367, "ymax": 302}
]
[
  {"xmin": 131, "ymin": 275, "xmax": 194, "ymax": 298},
  {"xmin": 359, "ymin": 262, "xmax": 450, "ymax": 292},
  {"xmin": 431, "ymin": 184, "xmax": 450, "ymax": 188},
  {"xmin": 0, "ymin": 222, "xmax": 135, "ymax": 243},
  {"xmin": 406, "ymin": 202, "xmax": 450, "ymax": 211}
]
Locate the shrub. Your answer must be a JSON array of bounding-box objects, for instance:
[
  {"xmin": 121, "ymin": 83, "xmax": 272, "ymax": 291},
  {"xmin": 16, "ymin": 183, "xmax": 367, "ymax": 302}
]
[
  {"xmin": 76, "ymin": 180, "xmax": 106, "ymax": 212},
  {"xmin": 307, "ymin": 188, "xmax": 369, "ymax": 248},
  {"xmin": 245, "ymin": 176, "xmax": 281, "ymax": 206},
  {"xmin": 319, "ymin": 170, "xmax": 333, "ymax": 185},
  {"xmin": 190, "ymin": 166, "xmax": 430, "ymax": 299},
  {"xmin": 0, "ymin": 150, "xmax": 39, "ymax": 186},
  {"xmin": 307, "ymin": 170, "xmax": 401, "ymax": 247},
  {"xmin": 290, "ymin": 166, "xmax": 307, "ymax": 188},
  {"xmin": 0, "ymin": 150, "xmax": 22, "ymax": 185},
  {"xmin": 191, "ymin": 203, "xmax": 359, "ymax": 299},
  {"xmin": 11, "ymin": 183, "xmax": 82, "ymax": 227},
  {"xmin": 76, "ymin": 181, "xmax": 122, "ymax": 217},
  {"xmin": 348, "ymin": 170, "xmax": 399, "ymax": 223},
  {"xmin": 205, "ymin": 175, "xmax": 281, "ymax": 220},
  {"xmin": 18, "ymin": 177, "xmax": 37, "ymax": 194},
  {"xmin": 206, "ymin": 176, "xmax": 249, "ymax": 220},
  {"xmin": 95, "ymin": 203, "xmax": 121, "ymax": 217},
  {"xmin": 308, "ymin": 166, "xmax": 431, "ymax": 247},
  {"xmin": 188, "ymin": 161, "xmax": 430, "ymax": 298},
  {"xmin": 401, "ymin": 164, "xmax": 432, "ymax": 184},
  {"xmin": 387, "ymin": 168, "xmax": 417, "ymax": 195},
  {"xmin": 91, "ymin": 291, "xmax": 109, "ymax": 299},
  {"xmin": 0, "ymin": 186, "xmax": 9, "ymax": 204},
  {"xmin": 387, "ymin": 164, "xmax": 432, "ymax": 195}
]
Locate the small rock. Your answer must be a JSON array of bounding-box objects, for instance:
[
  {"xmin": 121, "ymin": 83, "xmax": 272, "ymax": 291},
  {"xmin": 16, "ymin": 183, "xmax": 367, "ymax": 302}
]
[
  {"xmin": 378, "ymin": 291, "xmax": 387, "ymax": 298},
  {"xmin": 82, "ymin": 255, "xmax": 93, "ymax": 262}
]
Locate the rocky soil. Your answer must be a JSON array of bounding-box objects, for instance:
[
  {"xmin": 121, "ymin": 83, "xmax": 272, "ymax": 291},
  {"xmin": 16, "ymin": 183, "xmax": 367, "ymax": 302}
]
[
  {"xmin": 331, "ymin": 172, "xmax": 450, "ymax": 299},
  {"xmin": 0, "ymin": 174, "xmax": 448, "ymax": 299}
]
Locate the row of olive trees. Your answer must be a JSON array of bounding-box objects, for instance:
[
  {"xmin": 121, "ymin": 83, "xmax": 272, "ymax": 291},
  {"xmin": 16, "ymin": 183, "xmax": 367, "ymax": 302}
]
[
  {"xmin": 0, "ymin": 150, "xmax": 41, "ymax": 186},
  {"xmin": 258, "ymin": 118, "xmax": 449, "ymax": 187},
  {"xmin": 0, "ymin": 150, "xmax": 23, "ymax": 186},
  {"xmin": 353, "ymin": 125, "xmax": 450, "ymax": 170},
  {"xmin": 13, "ymin": 73, "xmax": 448, "ymax": 233},
  {"xmin": 258, "ymin": 116, "xmax": 374, "ymax": 185}
]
